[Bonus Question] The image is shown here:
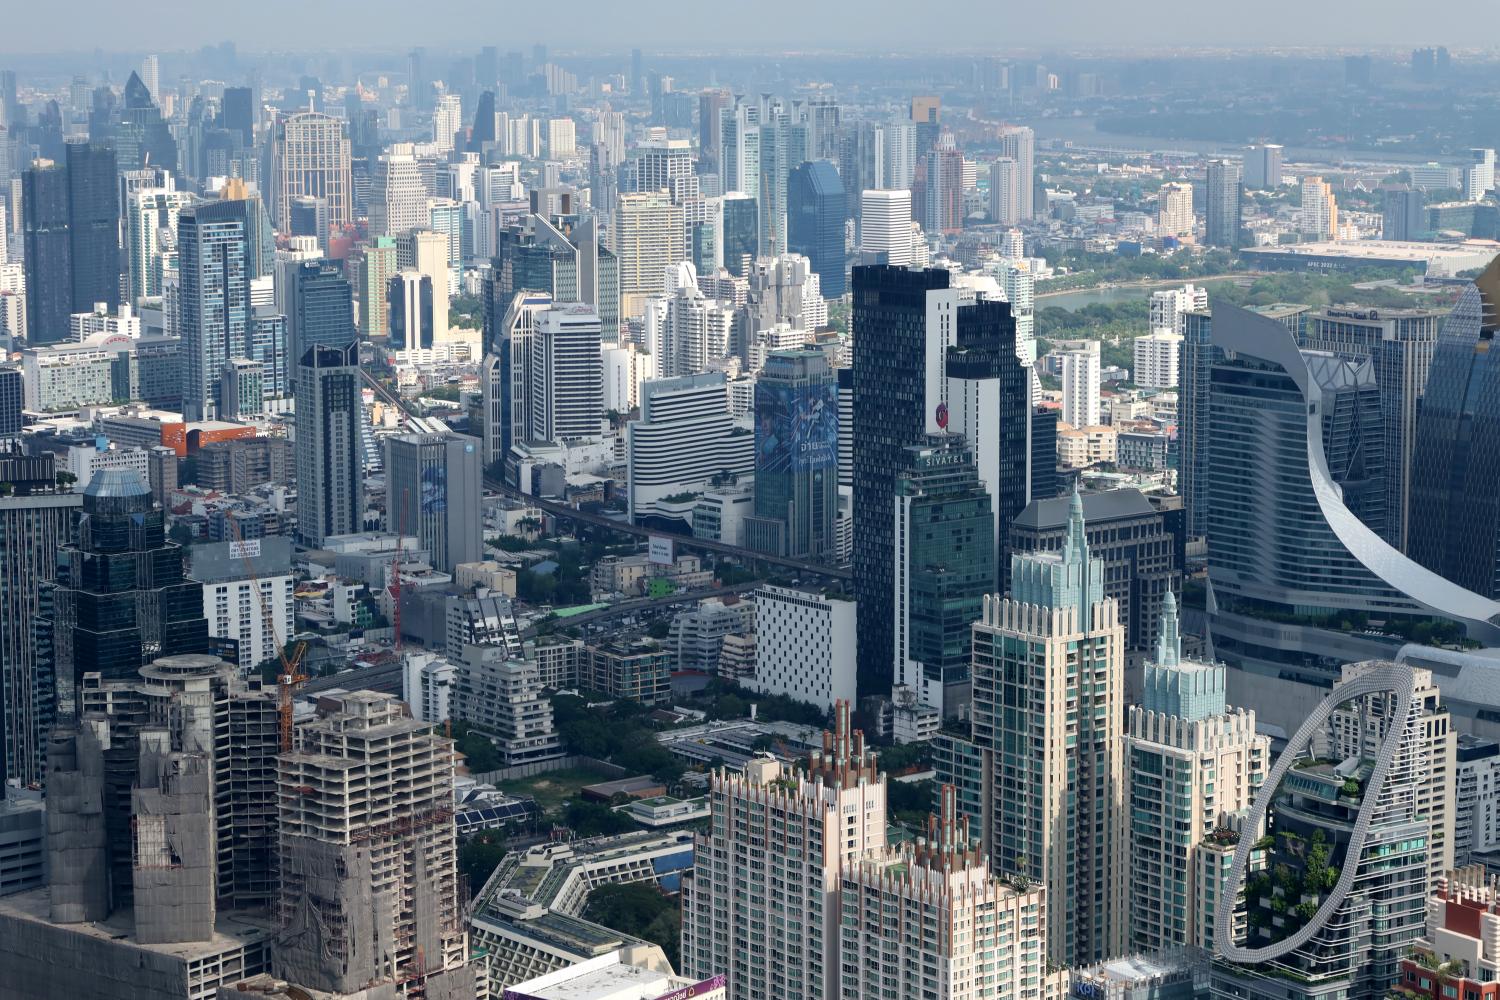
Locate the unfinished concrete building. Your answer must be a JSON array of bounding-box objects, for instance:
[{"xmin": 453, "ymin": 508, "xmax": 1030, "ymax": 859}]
[
  {"xmin": 274, "ymin": 691, "xmax": 472, "ymax": 998},
  {"xmin": 79, "ymin": 653, "xmax": 282, "ymax": 912},
  {"xmin": 131, "ymin": 734, "xmax": 217, "ymax": 945}
]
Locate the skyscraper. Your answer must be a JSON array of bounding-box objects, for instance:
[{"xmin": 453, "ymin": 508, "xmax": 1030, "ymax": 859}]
[
  {"xmin": 1381, "ymin": 184, "xmax": 1425, "ymax": 241},
  {"xmin": 385, "ymin": 432, "xmax": 483, "ymax": 574},
  {"xmin": 893, "ymin": 435, "xmax": 994, "ymax": 717},
  {"xmin": 1242, "ymin": 143, "xmax": 1284, "ymax": 189},
  {"xmin": 125, "ymin": 186, "xmax": 194, "ymax": 305},
  {"xmin": 21, "ymin": 158, "xmax": 72, "ymax": 344},
  {"xmin": 786, "ymin": 160, "xmax": 846, "ymax": 298},
  {"xmin": 65, "ymin": 141, "xmax": 119, "ymax": 314},
  {"xmin": 285, "ymin": 258, "xmax": 355, "ymax": 374},
  {"xmin": 613, "ymin": 191, "xmax": 686, "ymax": 299},
  {"xmin": 851, "ymin": 265, "xmax": 951, "ymax": 697},
  {"xmin": 720, "ymin": 191, "xmax": 758, "ymax": 276},
  {"xmin": 1126, "ymin": 594, "xmax": 1269, "ymax": 953},
  {"xmin": 178, "ymin": 200, "xmax": 249, "ymax": 421},
  {"xmin": 988, "ymin": 156, "xmax": 1022, "ymax": 225},
  {"xmin": 113, "ymin": 72, "xmax": 176, "ymax": 176},
  {"xmin": 1205, "ymin": 159, "xmax": 1243, "ymax": 248},
  {"xmin": 387, "ymin": 270, "xmax": 434, "ymax": 354},
  {"xmin": 1301, "ymin": 306, "xmax": 1443, "ymax": 551},
  {"xmin": 1211, "ymin": 661, "xmax": 1447, "ymax": 1000},
  {"xmin": 859, "ymin": 189, "xmax": 912, "ymax": 265},
  {"xmin": 745, "ymin": 349, "xmax": 838, "ymax": 560},
  {"xmin": 271, "ymin": 112, "xmax": 352, "ymax": 233},
  {"xmin": 51, "ymin": 469, "xmax": 208, "ymax": 713},
  {"xmin": 971, "ymin": 490, "xmax": 1128, "ymax": 967},
  {"xmin": 1157, "ymin": 181, "xmax": 1194, "ymax": 237},
  {"xmin": 1410, "ymin": 262, "xmax": 1500, "ymax": 597},
  {"xmin": 0, "ymin": 453, "xmax": 80, "ymax": 786},
  {"xmin": 530, "ymin": 305, "xmax": 603, "ymax": 443},
  {"xmin": 996, "ymin": 125, "xmax": 1036, "ymax": 218},
  {"xmin": 1061, "ymin": 343, "xmax": 1101, "ymax": 427},
  {"xmin": 680, "ymin": 705, "xmax": 885, "ymax": 1000},
  {"xmin": 1299, "ymin": 175, "xmax": 1339, "ymax": 238},
  {"xmin": 294, "ymin": 342, "xmax": 364, "ymax": 546},
  {"xmin": 357, "ymin": 236, "xmax": 398, "ymax": 336}
]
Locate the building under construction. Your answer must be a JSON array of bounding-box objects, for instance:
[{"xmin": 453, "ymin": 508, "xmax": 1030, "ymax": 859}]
[{"xmin": 274, "ymin": 690, "xmax": 473, "ymax": 999}]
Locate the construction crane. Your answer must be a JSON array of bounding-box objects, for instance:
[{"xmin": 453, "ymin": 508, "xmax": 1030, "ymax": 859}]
[{"xmin": 224, "ymin": 513, "xmax": 307, "ymax": 752}]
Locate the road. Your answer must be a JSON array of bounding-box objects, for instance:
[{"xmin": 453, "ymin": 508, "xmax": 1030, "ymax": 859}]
[{"xmin": 522, "ymin": 581, "xmax": 765, "ymax": 639}]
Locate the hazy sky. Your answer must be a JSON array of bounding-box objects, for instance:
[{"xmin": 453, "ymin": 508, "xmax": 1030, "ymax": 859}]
[{"xmin": 0, "ymin": 0, "xmax": 1488, "ymax": 54}]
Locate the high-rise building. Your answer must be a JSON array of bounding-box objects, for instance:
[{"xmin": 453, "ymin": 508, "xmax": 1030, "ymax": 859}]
[
  {"xmin": 1382, "ymin": 184, "xmax": 1426, "ymax": 241},
  {"xmin": 0, "ymin": 454, "xmax": 80, "ymax": 786},
  {"xmin": 643, "ymin": 262, "xmax": 735, "ymax": 378},
  {"xmin": 996, "ymin": 125, "xmax": 1036, "ymax": 219},
  {"xmin": 452, "ymin": 644, "xmax": 563, "ymax": 767},
  {"xmin": 1010, "ymin": 488, "xmax": 1181, "ymax": 655},
  {"xmin": 20, "ymin": 158, "xmax": 72, "ymax": 344},
  {"xmin": 745, "ymin": 349, "xmax": 838, "ymax": 560},
  {"xmin": 125, "ymin": 186, "xmax": 194, "ymax": 305},
  {"xmin": 840, "ymin": 788, "xmax": 1047, "ymax": 1000},
  {"xmin": 1205, "ymin": 302, "xmax": 1500, "ymax": 732},
  {"xmin": 294, "ymin": 342, "xmax": 364, "ymax": 546},
  {"xmin": 613, "ymin": 190, "xmax": 687, "ymax": 300},
  {"xmin": 188, "ymin": 538, "xmax": 294, "ymax": 678},
  {"xmin": 1242, "ymin": 143, "xmax": 1284, "ymax": 190},
  {"xmin": 432, "ymin": 93, "xmax": 462, "ymax": 152},
  {"xmin": 1157, "ymin": 181, "xmax": 1194, "ymax": 237},
  {"xmin": 1126, "ymin": 594, "xmax": 1269, "ymax": 953},
  {"xmin": 483, "ymin": 290, "xmax": 552, "ymax": 469},
  {"xmin": 859, "ymin": 189, "xmax": 912, "ymax": 265},
  {"xmin": 1299, "ymin": 175, "xmax": 1339, "ymax": 238},
  {"xmin": 51, "ymin": 468, "xmax": 208, "ymax": 713},
  {"xmin": 368, "ymin": 143, "xmax": 428, "ymax": 238},
  {"xmin": 387, "ymin": 270, "xmax": 434, "ymax": 355},
  {"xmin": 221, "ymin": 87, "xmax": 253, "ymax": 146},
  {"xmin": 386, "ymin": 432, "xmax": 482, "ymax": 574},
  {"xmin": 893, "ymin": 436, "xmax": 994, "ymax": 718},
  {"xmin": 786, "ymin": 161, "xmax": 846, "ymax": 298},
  {"xmin": 1301, "ymin": 306, "xmax": 1443, "ymax": 552},
  {"xmin": 1211, "ymin": 661, "xmax": 1448, "ymax": 1000},
  {"xmin": 357, "ymin": 236, "xmax": 398, "ymax": 336},
  {"xmin": 1133, "ymin": 330, "xmax": 1182, "ymax": 388},
  {"xmin": 1205, "ymin": 159, "xmax": 1243, "ymax": 249},
  {"xmin": 271, "ymin": 112, "xmax": 352, "ymax": 233},
  {"xmin": 530, "ymin": 305, "xmax": 603, "ymax": 443},
  {"xmin": 1061, "ymin": 342, "xmax": 1101, "ymax": 428},
  {"xmin": 914, "ymin": 144, "xmax": 964, "ymax": 236},
  {"xmin": 972, "ymin": 490, "xmax": 1127, "ymax": 967},
  {"xmin": 1409, "ymin": 261, "xmax": 1500, "ymax": 596},
  {"xmin": 680, "ymin": 705, "xmax": 886, "ymax": 1000},
  {"xmin": 986, "ymin": 157, "xmax": 1018, "ymax": 225},
  {"xmin": 627, "ymin": 372, "xmax": 754, "ymax": 522},
  {"xmin": 113, "ymin": 72, "xmax": 176, "ymax": 176},
  {"xmin": 720, "ymin": 191, "xmax": 759, "ymax": 276},
  {"xmin": 178, "ymin": 200, "xmax": 249, "ymax": 420},
  {"xmin": 485, "ymin": 213, "xmax": 620, "ymax": 342},
  {"xmin": 1466, "ymin": 148, "xmax": 1496, "ymax": 202},
  {"xmin": 275, "ymin": 691, "xmax": 472, "ymax": 995},
  {"xmin": 284, "ymin": 258, "xmax": 354, "ymax": 376}
]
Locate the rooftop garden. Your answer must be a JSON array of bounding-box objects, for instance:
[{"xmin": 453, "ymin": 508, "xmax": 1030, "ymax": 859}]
[{"xmin": 1244, "ymin": 827, "xmax": 1341, "ymax": 939}]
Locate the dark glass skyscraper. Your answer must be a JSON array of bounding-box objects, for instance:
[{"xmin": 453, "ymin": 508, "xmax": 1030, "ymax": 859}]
[
  {"xmin": 1409, "ymin": 265, "xmax": 1500, "ymax": 596},
  {"xmin": 851, "ymin": 264, "xmax": 949, "ymax": 699},
  {"xmin": 113, "ymin": 72, "xmax": 177, "ymax": 175},
  {"xmin": 51, "ymin": 469, "xmax": 208, "ymax": 714},
  {"xmin": 721, "ymin": 192, "xmax": 759, "ymax": 277},
  {"xmin": 746, "ymin": 349, "xmax": 838, "ymax": 560},
  {"xmin": 65, "ymin": 141, "xmax": 120, "ymax": 315},
  {"xmin": 178, "ymin": 200, "xmax": 249, "ymax": 420},
  {"xmin": 1205, "ymin": 159, "xmax": 1243, "ymax": 249},
  {"xmin": 295, "ymin": 342, "xmax": 365, "ymax": 546},
  {"xmin": 287, "ymin": 259, "xmax": 356, "ymax": 369},
  {"xmin": 787, "ymin": 160, "xmax": 847, "ymax": 298},
  {"xmin": 221, "ymin": 86, "xmax": 254, "ymax": 145},
  {"xmin": 21, "ymin": 159, "xmax": 72, "ymax": 344}
]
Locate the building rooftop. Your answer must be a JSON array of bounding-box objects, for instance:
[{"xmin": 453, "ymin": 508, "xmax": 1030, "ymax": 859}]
[
  {"xmin": 0, "ymin": 888, "xmax": 270, "ymax": 961},
  {"xmin": 1013, "ymin": 487, "xmax": 1156, "ymax": 530}
]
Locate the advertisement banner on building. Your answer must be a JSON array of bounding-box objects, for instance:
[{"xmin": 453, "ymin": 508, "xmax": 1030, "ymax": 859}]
[{"xmin": 648, "ymin": 535, "xmax": 674, "ymax": 565}]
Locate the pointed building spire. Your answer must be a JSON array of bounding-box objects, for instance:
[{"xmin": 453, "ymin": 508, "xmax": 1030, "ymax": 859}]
[{"xmin": 1156, "ymin": 590, "xmax": 1181, "ymax": 667}]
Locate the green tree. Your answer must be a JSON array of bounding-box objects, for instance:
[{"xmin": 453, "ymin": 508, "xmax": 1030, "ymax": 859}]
[
  {"xmin": 582, "ymin": 882, "xmax": 680, "ymax": 967},
  {"xmin": 562, "ymin": 800, "xmax": 637, "ymax": 837},
  {"xmin": 458, "ymin": 831, "xmax": 507, "ymax": 893}
]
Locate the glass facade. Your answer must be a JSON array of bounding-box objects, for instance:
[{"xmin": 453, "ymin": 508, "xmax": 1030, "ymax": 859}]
[
  {"xmin": 1408, "ymin": 278, "xmax": 1500, "ymax": 597},
  {"xmin": 748, "ymin": 349, "xmax": 838, "ymax": 560},
  {"xmin": 179, "ymin": 200, "xmax": 249, "ymax": 420},
  {"xmin": 50, "ymin": 470, "xmax": 208, "ymax": 716},
  {"xmin": 787, "ymin": 160, "xmax": 847, "ymax": 298}
]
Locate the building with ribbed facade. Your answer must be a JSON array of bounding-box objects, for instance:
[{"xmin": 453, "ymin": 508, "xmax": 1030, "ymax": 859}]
[
  {"xmin": 1126, "ymin": 594, "xmax": 1269, "ymax": 953},
  {"xmin": 530, "ymin": 305, "xmax": 603, "ymax": 444},
  {"xmin": 680, "ymin": 705, "xmax": 885, "ymax": 1000},
  {"xmin": 840, "ymin": 788, "xmax": 1046, "ymax": 1000},
  {"xmin": 971, "ymin": 491, "xmax": 1128, "ymax": 968},
  {"xmin": 859, "ymin": 189, "xmax": 912, "ymax": 265},
  {"xmin": 385, "ymin": 431, "xmax": 482, "ymax": 574},
  {"xmin": 627, "ymin": 372, "xmax": 753, "ymax": 523},
  {"xmin": 271, "ymin": 112, "xmax": 352, "ymax": 232},
  {"xmin": 613, "ymin": 191, "xmax": 687, "ymax": 301},
  {"xmin": 294, "ymin": 342, "xmax": 364, "ymax": 546}
]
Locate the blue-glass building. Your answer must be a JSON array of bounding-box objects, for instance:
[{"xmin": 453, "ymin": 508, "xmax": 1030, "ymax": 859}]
[
  {"xmin": 787, "ymin": 160, "xmax": 847, "ymax": 298},
  {"xmin": 721, "ymin": 192, "xmax": 759, "ymax": 277},
  {"xmin": 288, "ymin": 259, "xmax": 356, "ymax": 373},
  {"xmin": 178, "ymin": 200, "xmax": 249, "ymax": 420},
  {"xmin": 1408, "ymin": 267, "xmax": 1500, "ymax": 597}
]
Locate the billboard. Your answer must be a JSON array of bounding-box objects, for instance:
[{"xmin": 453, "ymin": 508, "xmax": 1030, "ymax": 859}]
[
  {"xmin": 420, "ymin": 464, "xmax": 447, "ymax": 515},
  {"xmin": 648, "ymin": 535, "xmax": 675, "ymax": 565},
  {"xmin": 755, "ymin": 380, "xmax": 837, "ymax": 475}
]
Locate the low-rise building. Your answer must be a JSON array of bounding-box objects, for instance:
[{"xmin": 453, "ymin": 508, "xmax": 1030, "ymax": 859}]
[
  {"xmin": 586, "ymin": 640, "xmax": 673, "ymax": 705},
  {"xmin": 453, "ymin": 644, "xmax": 564, "ymax": 767},
  {"xmin": 1399, "ymin": 868, "xmax": 1500, "ymax": 1000},
  {"xmin": 1057, "ymin": 423, "xmax": 1118, "ymax": 469},
  {"xmin": 501, "ymin": 950, "xmax": 725, "ymax": 1000}
]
